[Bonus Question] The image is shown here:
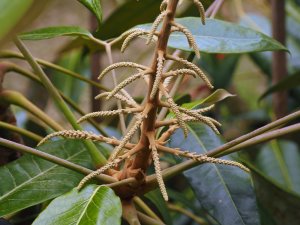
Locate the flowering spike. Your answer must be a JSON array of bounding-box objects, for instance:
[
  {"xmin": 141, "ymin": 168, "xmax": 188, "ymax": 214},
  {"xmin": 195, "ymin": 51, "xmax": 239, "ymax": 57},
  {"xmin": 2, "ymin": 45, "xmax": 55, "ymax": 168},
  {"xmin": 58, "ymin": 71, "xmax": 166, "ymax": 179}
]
[
  {"xmin": 171, "ymin": 22, "xmax": 200, "ymax": 58},
  {"xmin": 193, "ymin": 0, "xmax": 206, "ymax": 25},
  {"xmin": 96, "ymin": 92, "xmax": 139, "ymax": 108},
  {"xmin": 77, "ymin": 157, "xmax": 123, "ymax": 190},
  {"xmin": 163, "ymin": 69, "xmax": 197, "ymax": 78},
  {"xmin": 152, "ymin": 145, "xmax": 168, "ymax": 201},
  {"xmin": 161, "ymin": 86, "xmax": 188, "ymax": 137},
  {"xmin": 77, "ymin": 108, "xmax": 141, "ymax": 124},
  {"xmin": 160, "ymin": 0, "xmax": 168, "ymax": 12},
  {"xmin": 167, "ymin": 54, "xmax": 213, "ymax": 89},
  {"xmin": 98, "ymin": 62, "xmax": 148, "ymax": 80},
  {"xmin": 107, "ymin": 72, "xmax": 147, "ymax": 100},
  {"xmin": 150, "ymin": 52, "xmax": 165, "ymax": 100},
  {"xmin": 146, "ymin": 11, "xmax": 167, "ymax": 45},
  {"xmin": 121, "ymin": 30, "xmax": 157, "ymax": 53},
  {"xmin": 110, "ymin": 114, "xmax": 145, "ymax": 160}
]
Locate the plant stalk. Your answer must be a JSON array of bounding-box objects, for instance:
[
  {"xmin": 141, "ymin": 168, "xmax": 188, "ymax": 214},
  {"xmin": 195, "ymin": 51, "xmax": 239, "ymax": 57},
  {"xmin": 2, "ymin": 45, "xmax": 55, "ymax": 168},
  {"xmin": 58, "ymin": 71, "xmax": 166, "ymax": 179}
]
[
  {"xmin": 271, "ymin": 0, "xmax": 287, "ymax": 119},
  {"xmin": 0, "ymin": 121, "xmax": 42, "ymax": 142},
  {"xmin": 14, "ymin": 37, "xmax": 107, "ymax": 167}
]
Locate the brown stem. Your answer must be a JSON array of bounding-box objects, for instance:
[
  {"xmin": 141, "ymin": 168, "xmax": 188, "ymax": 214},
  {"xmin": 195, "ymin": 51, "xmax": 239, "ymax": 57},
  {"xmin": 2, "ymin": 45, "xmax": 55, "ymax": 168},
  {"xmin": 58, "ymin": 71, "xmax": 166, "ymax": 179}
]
[
  {"xmin": 127, "ymin": 0, "xmax": 179, "ymax": 175},
  {"xmin": 271, "ymin": 0, "xmax": 287, "ymax": 119}
]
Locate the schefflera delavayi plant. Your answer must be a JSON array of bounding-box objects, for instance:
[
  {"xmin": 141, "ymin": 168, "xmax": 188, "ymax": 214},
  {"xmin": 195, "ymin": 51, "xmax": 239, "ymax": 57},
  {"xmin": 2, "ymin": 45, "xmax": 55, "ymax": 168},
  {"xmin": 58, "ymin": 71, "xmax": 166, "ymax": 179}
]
[{"xmin": 38, "ymin": 0, "xmax": 249, "ymax": 201}]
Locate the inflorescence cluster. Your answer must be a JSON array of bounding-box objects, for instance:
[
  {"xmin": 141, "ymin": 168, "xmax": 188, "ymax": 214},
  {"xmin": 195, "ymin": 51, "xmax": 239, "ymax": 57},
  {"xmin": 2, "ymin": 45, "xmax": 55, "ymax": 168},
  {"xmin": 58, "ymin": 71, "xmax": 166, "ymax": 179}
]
[{"xmin": 38, "ymin": 0, "xmax": 249, "ymax": 201}]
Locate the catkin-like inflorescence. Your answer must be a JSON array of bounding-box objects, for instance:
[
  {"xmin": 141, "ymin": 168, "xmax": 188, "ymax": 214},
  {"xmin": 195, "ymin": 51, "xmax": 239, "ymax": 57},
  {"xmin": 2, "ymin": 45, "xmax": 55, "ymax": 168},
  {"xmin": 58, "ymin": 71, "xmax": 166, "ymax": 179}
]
[
  {"xmin": 77, "ymin": 157, "xmax": 124, "ymax": 190},
  {"xmin": 160, "ymin": 0, "xmax": 168, "ymax": 11},
  {"xmin": 163, "ymin": 89, "xmax": 188, "ymax": 137},
  {"xmin": 107, "ymin": 71, "xmax": 148, "ymax": 100},
  {"xmin": 192, "ymin": 104, "xmax": 215, "ymax": 113},
  {"xmin": 121, "ymin": 30, "xmax": 156, "ymax": 53},
  {"xmin": 167, "ymin": 54, "xmax": 213, "ymax": 89},
  {"xmin": 77, "ymin": 108, "xmax": 141, "ymax": 124},
  {"xmin": 163, "ymin": 68, "xmax": 197, "ymax": 78},
  {"xmin": 146, "ymin": 11, "xmax": 167, "ymax": 45},
  {"xmin": 152, "ymin": 145, "xmax": 168, "ymax": 201},
  {"xmin": 110, "ymin": 114, "xmax": 145, "ymax": 160},
  {"xmin": 159, "ymin": 147, "xmax": 249, "ymax": 173},
  {"xmin": 38, "ymin": 130, "xmax": 111, "ymax": 147},
  {"xmin": 190, "ymin": 153, "xmax": 249, "ymax": 172},
  {"xmin": 150, "ymin": 52, "xmax": 165, "ymax": 100},
  {"xmin": 95, "ymin": 92, "xmax": 139, "ymax": 108},
  {"xmin": 180, "ymin": 109, "xmax": 220, "ymax": 134},
  {"xmin": 120, "ymin": 28, "xmax": 147, "ymax": 40},
  {"xmin": 193, "ymin": 0, "xmax": 206, "ymax": 25},
  {"xmin": 98, "ymin": 62, "xmax": 148, "ymax": 80},
  {"xmin": 171, "ymin": 22, "xmax": 200, "ymax": 58}
]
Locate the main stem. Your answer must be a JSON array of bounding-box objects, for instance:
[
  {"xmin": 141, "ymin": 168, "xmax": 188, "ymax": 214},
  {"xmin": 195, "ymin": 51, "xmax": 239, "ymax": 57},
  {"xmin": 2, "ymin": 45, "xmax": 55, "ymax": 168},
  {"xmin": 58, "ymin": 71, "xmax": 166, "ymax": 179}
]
[
  {"xmin": 128, "ymin": 0, "xmax": 179, "ymax": 174},
  {"xmin": 271, "ymin": 0, "xmax": 287, "ymax": 119}
]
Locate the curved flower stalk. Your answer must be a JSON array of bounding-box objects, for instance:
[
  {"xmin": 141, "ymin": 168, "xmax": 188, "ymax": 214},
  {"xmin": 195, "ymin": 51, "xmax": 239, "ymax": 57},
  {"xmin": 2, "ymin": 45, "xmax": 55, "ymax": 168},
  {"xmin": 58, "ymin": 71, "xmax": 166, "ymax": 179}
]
[{"xmin": 38, "ymin": 0, "xmax": 248, "ymax": 202}]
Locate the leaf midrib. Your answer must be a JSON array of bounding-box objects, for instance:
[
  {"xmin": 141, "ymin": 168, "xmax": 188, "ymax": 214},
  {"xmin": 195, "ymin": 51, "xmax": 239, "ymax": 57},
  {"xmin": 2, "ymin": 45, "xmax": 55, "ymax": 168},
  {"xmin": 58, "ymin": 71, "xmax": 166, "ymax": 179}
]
[
  {"xmin": 0, "ymin": 149, "xmax": 85, "ymax": 201},
  {"xmin": 76, "ymin": 186, "xmax": 101, "ymax": 225},
  {"xmin": 188, "ymin": 126, "xmax": 246, "ymax": 225}
]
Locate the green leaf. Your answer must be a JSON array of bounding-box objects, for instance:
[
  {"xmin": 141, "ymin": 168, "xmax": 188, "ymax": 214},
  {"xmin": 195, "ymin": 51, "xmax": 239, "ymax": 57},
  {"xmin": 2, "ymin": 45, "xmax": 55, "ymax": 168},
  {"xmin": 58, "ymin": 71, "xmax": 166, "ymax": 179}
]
[
  {"xmin": 259, "ymin": 72, "xmax": 300, "ymax": 100},
  {"xmin": 137, "ymin": 17, "xmax": 288, "ymax": 53},
  {"xmin": 145, "ymin": 189, "xmax": 172, "ymax": 225},
  {"xmin": 181, "ymin": 89, "xmax": 235, "ymax": 110},
  {"xmin": 0, "ymin": 0, "xmax": 47, "ymax": 47},
  {"xmin": 19, "ymin": 26, "xmax": 92, "ymax": 40},
  {"xmin": 32, "ymin": 185, "xmax": 121, "ymax": 225},
  {"xmin": 0, "ymin": 140, "xmax": 93, "ymax": 216},
  {"xmin": 78, "ymin": 0, "xmax": 102, "ymax": 28},
  {"xmin": 168, "ymin": 123, "xmax": 260, "ymax": 225},
  {"xmin": 244, "ymin": 162, "xmax": 300, "ymax": 225},
  {"xmin": 255, "ymin": 140, "xmax": 300, "ymax": 194}
]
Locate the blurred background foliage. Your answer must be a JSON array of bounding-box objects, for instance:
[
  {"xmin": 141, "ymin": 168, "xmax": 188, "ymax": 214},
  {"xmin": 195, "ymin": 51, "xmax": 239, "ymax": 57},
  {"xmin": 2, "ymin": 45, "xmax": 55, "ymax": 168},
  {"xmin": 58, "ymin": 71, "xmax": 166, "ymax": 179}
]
[{"xmin": 0, "ymin": 0, "xmax": 300, "ymax": 225}]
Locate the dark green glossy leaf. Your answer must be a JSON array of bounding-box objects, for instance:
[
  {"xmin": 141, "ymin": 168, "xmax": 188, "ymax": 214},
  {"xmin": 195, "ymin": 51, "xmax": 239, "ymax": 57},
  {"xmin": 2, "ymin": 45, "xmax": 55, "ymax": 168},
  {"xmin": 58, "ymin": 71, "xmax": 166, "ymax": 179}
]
[
  {"xmin": 137, "ymin": 17, "xmax": 288, "ymax": 54},
  {"xmin": 145, "ymin": 189, "xmax": 172, "ymax": 225},
  {"xmin": 244, "ymin": 162, "xmax": 300, "ymax": 225},
  {"xmin": 19, "ymin": 26, "xmax": 92, "ymax": 40},
  {"xmin": 168, "ymin": 123, "xmax": 260, "ymax": 225},
  {"xmin": 0, "ymin": 140, "xmax": 93, "ymax": 216},
  {"xmin": 33, "ymin": 185, "xmax": 121, "ymax": 225},
  {"xmin": 259, "ymin": 72, "xmax": 300, "ymax": 100},
  {"xmin": 255, "ymin": 140, "xmax": 300, "ymax": 194},
  {"xmin": 78, "ymin": 0, "xmax": 102, "ymax": 28}
]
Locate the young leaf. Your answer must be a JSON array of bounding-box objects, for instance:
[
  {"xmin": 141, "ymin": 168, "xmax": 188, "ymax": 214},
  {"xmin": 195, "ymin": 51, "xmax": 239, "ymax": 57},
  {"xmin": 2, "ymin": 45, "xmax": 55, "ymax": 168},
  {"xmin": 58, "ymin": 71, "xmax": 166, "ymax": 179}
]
[
  {"xmin": 137, "ymin": 17, "xmax": 288, "ymax": 53},
  {"xmin": 32, "ymin": 185, "xmax": 121, "ymax": 225},
  {"xmin": 181, "ymin": 89, "xmax": 235, "ymax": 110},
  {"xmin": 0, "ymin": 140, "xmax": 93, "ymax": 217},
  {"xmin": 19, "ymin": 26, "xmax": 92, "ymax": 40},
  {"xmin": 168, "ymin": 123, "xmax": 260, "ymax": 225},
  {"xmin": 78, "ymin": 0, "xmax": 102, "ymax": 28}
]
